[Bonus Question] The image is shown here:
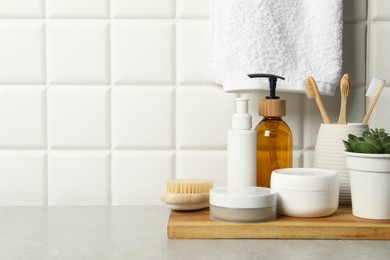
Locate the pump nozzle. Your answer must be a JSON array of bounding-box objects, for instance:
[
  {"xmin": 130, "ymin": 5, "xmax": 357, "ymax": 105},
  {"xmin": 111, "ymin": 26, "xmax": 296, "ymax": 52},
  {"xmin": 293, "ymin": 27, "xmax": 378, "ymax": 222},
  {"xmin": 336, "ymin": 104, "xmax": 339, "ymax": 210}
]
[
  {"xmin": 248, "ymin": 73, "xmax": 285, "ymax": 99},
  {"xmin": 232, "ymin": 98, "xmax": 252, "ymax": 130}
]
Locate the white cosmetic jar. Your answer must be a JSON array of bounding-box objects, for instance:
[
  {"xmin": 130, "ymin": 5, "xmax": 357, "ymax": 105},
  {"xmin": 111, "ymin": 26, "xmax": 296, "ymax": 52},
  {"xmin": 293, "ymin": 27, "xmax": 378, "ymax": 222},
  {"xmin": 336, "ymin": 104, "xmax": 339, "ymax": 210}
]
[
  {"xmin": 271, "ymin": 168, "xmax": 339, "ymax": 217},
  {"xmin": 209, "ymin": 186, "xmax": 277, "ymax": 223}
]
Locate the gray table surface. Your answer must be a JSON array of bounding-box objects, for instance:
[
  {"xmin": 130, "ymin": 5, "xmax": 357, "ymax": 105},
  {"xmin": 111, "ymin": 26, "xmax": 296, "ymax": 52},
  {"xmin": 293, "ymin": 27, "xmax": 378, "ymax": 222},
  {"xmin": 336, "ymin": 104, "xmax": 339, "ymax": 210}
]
[{"xmin": 0, "ymin": 206, "xmax": 389, "ymax": 260}]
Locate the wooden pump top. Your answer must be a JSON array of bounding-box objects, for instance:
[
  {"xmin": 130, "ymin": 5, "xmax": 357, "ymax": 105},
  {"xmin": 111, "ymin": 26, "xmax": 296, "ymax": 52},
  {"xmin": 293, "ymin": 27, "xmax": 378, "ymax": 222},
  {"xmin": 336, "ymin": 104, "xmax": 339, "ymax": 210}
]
[{"xmin": 259, "ymin": 99, "xmax": 286, "ymax": 117}]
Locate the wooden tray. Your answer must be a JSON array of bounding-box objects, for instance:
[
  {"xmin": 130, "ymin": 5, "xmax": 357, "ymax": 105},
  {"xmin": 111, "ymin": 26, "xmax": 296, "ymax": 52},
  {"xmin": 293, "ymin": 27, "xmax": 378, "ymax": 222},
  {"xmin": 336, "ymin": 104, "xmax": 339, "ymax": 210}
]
[{"xmin": 168, "ymin": 206, "xmax": 390, "ymax": 239}]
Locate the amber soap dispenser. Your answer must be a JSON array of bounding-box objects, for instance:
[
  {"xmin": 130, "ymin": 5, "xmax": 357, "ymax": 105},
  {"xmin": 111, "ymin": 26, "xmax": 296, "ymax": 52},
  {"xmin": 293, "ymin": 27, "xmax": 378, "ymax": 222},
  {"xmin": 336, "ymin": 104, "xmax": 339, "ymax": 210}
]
[{"xmin": 248, "ymin": 73, "xmax": 293, "ymax": 188}]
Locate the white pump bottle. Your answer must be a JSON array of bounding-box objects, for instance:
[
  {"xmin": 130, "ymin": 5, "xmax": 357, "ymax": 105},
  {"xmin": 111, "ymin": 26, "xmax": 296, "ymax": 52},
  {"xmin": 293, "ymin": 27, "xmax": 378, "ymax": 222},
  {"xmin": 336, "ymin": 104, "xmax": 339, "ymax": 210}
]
[{"xmin": 227, "ymin": 98, "xmax": 257, "ymax": 187}]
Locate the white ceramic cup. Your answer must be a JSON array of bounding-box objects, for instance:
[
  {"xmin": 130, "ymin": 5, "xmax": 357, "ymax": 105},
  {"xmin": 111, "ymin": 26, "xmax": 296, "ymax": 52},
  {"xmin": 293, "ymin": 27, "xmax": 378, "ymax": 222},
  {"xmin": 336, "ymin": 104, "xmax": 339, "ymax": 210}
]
[{"xmin": 313, "ymin": 123, "xmax": 369, "ymax": 204}]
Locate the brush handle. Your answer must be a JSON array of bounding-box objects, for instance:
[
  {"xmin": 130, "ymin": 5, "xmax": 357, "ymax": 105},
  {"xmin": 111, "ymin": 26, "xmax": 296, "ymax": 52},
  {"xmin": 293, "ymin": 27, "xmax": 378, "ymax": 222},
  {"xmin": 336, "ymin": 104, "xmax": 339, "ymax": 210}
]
[
  {"xmin": 362, "ymin": 80, "xmax": 386, "ymax": 124},
  {"xmin": 338, "ymin": 96, "xmax": 347, "ymax": 124},
  {"xmin": 316, "ymin": 97, "xmax": 331, "ymax": 124}
]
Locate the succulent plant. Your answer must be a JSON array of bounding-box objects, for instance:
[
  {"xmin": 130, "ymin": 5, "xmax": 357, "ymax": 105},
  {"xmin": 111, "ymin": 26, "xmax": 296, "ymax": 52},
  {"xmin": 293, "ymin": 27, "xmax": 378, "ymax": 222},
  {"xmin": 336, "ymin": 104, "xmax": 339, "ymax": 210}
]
[{"xmin": 343, "ymin": 128, "xmax": 390, "ymax": 154}]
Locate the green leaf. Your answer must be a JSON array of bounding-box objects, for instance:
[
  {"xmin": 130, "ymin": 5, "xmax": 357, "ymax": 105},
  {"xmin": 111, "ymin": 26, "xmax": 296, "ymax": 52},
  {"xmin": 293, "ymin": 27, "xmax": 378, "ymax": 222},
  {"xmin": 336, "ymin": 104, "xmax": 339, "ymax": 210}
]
[
  {"xmin": 374, "ymin": 144, "xmax": 386, "ymax": 154},
  {"xmin": 348, "ymin": 134, "xmax": 360, "ymax": 142},
  {"xmin": 343, "ymin": 140, "xmax": 352, "ymax": 152},
  {"xmin": 354, "ymin": 143, "xmax": 379, "ymax": 153},
  {"xmin": 364, "ymin": 136, "xmax": 380, "ymax": 145},
  {"xmin": 348, "ymin": 140, "xmax": 358, "ymax": 152},
  {"xmin": 363, "ymin": 131, "xmax": 370, "ymax": 137},
  {"xmin": 344, "ymin": 128, "xmax": 390, "ymax": 154},
  {"xmin": 385, "ymin": 145, "xmax": 390, "ymax": 154},
  {"xmin": 381, "ymin": 136, "xmax": 390, "ymax": 145}
]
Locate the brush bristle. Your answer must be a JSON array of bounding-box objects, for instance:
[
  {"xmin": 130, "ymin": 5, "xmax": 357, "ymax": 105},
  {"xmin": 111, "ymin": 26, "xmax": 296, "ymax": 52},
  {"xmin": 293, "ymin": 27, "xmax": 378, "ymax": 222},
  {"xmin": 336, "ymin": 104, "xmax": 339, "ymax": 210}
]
[
  {"xmin": 340, "ymin": 74, "xmax": 350, "ymax": 96},
  {"xmin": 304, "ymin": 77, "xmax": 316, "ymax": 99},
  {"xmin": 165, "ymin": 179, "xmax": 213, "ymax": 194},
  {"xmin": 366, "ymin": 78, "xmax": 385, "ymax": 99}
]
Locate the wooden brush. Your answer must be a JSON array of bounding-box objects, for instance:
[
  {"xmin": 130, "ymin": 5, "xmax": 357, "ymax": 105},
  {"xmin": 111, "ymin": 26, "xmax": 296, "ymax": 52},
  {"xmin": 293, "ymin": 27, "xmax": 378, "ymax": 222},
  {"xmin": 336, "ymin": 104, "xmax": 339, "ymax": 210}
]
[
  {"xmin": 304, "ymin": 76, "xmax": 331, "ymax": 124},
  {"xmin": 362, "ymin": 79, "xmax": 386, "ymax": 124},
  {"xmin": 338, "ymin": 74, "xmax": 350, "ymax": 124},
  {"xmin": 161, "ymin": 179, "xmax": 213, "ymax": 211}
]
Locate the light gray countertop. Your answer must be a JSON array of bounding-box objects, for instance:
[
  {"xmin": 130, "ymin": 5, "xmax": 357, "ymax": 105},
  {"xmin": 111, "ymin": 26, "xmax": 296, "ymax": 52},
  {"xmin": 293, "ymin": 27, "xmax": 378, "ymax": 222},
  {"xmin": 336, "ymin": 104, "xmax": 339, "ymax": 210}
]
[{"xmin": 0, "ymin": 206, "xmax": 389, "ymax": 260}]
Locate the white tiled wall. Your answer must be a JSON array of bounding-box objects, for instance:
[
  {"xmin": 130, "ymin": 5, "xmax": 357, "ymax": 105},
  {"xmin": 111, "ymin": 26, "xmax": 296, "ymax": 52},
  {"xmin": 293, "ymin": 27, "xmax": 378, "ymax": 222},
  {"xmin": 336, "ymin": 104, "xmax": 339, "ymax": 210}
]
[
  {"xmin": 368, "ymin": 0, "xmax": 390, "ymax": 130},
  {"xmin": 0, "ymin": 0, "xmax": 386, "ymax": 206}
]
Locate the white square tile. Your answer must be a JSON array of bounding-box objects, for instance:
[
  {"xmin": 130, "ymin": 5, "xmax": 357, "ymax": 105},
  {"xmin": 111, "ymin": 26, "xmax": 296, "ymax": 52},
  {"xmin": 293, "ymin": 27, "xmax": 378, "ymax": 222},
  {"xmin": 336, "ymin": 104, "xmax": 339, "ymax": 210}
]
[
  {"xmin": 0, "ymin": 151, "xmax": 46, "ymax": 206},
  {"xmin": 47, "ymin": 0, "xmax": 109, "ymax": 19},
  {"xmin": 0, "ymin": 21, "xmax": 45, "ymax": 84},
  {"xmin": 368, "ymin": 22, "xmax": 390, "ymax": 83},
  {"xmin": 48, "ymin": 86, "xmax": 110, "ymax": 149},
  {"xmin": 293, "ymin": 150, "xmax": 303, "ymax": 168},
  {"xmin": 370, "ymin": 0, "xmax": 390, "ymax": 21},
  {"xmin": 112, "ymin": 151, "xmax": 174, "ymax": 205},
  {"xmin": 346, "ymin": 85, "xmax": 366, "ymax": 123},
  {"xmin": 366, "ymin": 86, "xmax": 390, "ymax": 130},
  {"xmin": 177, "ymin": 85, "xmax": 237, "ymax": 149},
  {"xmin": 0, "ymin": 0, "xmax": 44, "ymax": 18},
  {"xmin": 343, "ymin": 23, "xmax": 366, "ymax": 86},
  {"xmin": 112, "ymin": 86, "xmax": 174, "ymax": 149},
  {"xmin": 48, "ymin": 151, "xmax": 110, "ymax": 205},
  {"xmin": 47, "ymin": 21, "xmax": 109, "ymax": 85},
  {"xmin": 112, "ymin": 0, "xmax": 174, "ymax": 19},
  {"xmin": 177, "ymin": 20, "xmax": 211, "ymax": 85},
  {"xmin": 280, "ymin": 92, "xmax": 304, "ymax": 150},
  {"xmin": 303, "ymin": 150, "xmax": 314, "ymax": 168},
  {"xmin": 112, "ymin": 21, "xmax": 174, "ymax": 85},
  {"xmin": 177, "ymin": 0, "xmax": 210, "ymax": 19},
  {"xmin": 343, "ymin": 0, "xmax": 367, "ymax": 21},
  {"xmin": 176, "ymin": 151, "xmax": 226, "ymax": 188},
  {"xmin": 0, "ymin": 86, "xmax": 46, "ymax": 148}
]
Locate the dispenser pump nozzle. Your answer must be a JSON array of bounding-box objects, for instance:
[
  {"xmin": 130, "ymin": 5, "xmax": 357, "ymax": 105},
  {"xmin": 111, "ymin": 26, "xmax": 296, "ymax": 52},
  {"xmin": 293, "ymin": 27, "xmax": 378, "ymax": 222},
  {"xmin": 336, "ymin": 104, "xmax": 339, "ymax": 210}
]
[
  {"xmin": 232, "ymin": 98, "xmax": 252, "ymax": 130},
  {"xmin": 248, "ymin": 73, "xmax": 286, "ymax": 117},
  {"xmin": 248, "ymin": 73, "xmax": 285, "ymax": 99}
]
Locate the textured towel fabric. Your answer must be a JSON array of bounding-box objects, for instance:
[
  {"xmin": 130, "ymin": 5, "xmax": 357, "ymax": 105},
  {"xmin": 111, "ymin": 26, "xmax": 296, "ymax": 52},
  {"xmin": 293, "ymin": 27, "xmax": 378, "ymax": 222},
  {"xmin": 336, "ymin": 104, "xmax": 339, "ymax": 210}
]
[{"xmin": 210, "ymin": 0, "xmax": 343, "ymax": 95}]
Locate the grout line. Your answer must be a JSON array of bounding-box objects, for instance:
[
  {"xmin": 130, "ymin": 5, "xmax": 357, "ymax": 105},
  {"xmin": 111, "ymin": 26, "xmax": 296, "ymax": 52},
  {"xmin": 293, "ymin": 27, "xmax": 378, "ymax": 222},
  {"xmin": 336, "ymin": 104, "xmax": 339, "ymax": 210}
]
[
  {"xmin": 44, "ymin": 152, "xmax": 48, "ymax": 206},
  {"xmin": 44, "ymin": 0, "xmax": 49, "ymax": 206},
  {"xmin": 107, "ymin": 0, "xmax": 111, "ymax": 20},
  {"xmin": 107, "ymin": 149, "xmax": 112, "ymax": 206},
  {"xmin": 108, "ymin": 85, "xmax": 112, "ymax": 206},
  {"xmin": 365, "ymin": 0, "xmax": 370, "ymax": 114},
  {"xmin": 109, "ymin": 0, "xmax": 113, "ymax": 206},
  {"xmin": 108, "ymin": 0, "xmax": 113, "ymax": 205},
  {"xmin": 173, "ymin": 0, "xmax": 178, "ymax": 179}
]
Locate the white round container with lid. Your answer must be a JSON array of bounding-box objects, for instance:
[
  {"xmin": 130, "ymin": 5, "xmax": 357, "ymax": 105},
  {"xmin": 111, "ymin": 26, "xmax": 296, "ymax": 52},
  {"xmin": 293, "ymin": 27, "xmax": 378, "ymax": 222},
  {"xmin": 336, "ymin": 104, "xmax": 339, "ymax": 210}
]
[
  {"xmin": 271, "ymin": 168, "xmax": 339, "ymax": 217},
  {"xmin": 209, "ymin": 186, "xmax": 276, "ymax": 223}
]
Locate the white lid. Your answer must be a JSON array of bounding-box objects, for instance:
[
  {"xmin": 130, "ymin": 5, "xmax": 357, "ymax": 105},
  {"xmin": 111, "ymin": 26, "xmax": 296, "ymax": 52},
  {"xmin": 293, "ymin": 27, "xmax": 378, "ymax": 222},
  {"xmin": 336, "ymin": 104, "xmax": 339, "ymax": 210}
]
[
  {"xmin": 271, "ymin": 168, "xmax": 339, "ymax": 191},
  {"xmin": 232, "ymin": 98, "xmax": 252, "ymax": 130},
  {"xmin": 210, "ymin": 186, "xmax": 276, "ymax": 209}
]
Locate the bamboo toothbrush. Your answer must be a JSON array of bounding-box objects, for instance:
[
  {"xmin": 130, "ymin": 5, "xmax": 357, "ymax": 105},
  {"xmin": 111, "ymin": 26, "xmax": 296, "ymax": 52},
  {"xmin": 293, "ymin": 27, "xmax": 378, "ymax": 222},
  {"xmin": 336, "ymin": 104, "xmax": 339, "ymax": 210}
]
[
  {"xmin": 338, "ymin": 74, "xmax": 350, "ymax": 124},
  {"xmin": 362, "ymin": 79, "xmax": 386, "ymax": 124},
  {"xmin": 304, "ymin": 76, "xmax": 331, "ymax": 124},
  {"xmin": 161, "ymin": 179, "xmax": 213, "ymax": 210}
]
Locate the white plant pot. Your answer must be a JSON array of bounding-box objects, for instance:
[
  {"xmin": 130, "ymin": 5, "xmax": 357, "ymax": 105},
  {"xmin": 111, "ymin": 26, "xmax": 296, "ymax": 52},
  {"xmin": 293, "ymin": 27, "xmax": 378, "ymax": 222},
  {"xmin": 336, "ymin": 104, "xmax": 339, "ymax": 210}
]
[
  {"xmin": 344, "ymin": 151, "xmax": 390, "ymax": 220},
  {"xmin": 313, "ymin": 123, "xmax": 369, "ymax": 204}
]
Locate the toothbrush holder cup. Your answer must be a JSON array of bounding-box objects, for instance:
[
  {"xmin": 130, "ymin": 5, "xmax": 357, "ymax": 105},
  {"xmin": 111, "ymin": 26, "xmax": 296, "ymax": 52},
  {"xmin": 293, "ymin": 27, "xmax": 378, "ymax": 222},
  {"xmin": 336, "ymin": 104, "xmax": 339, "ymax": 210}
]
[{"xmin": 313, "ymin": 123, "xmax": 369, "ymax": 204}]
